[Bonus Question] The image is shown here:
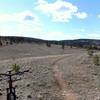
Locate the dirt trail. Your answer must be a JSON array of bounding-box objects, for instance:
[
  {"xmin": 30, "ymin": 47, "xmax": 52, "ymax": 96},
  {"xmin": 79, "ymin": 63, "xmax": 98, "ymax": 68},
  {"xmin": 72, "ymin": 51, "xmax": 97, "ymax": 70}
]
[
  {"xmin": 52, "ymin": 55, "xmax": 79, "ymax": 100},
  {"xmin": 0, "ymin": 54, "xmax": 71, "ymax": 64},
  {"xmin": 0, "ymin": 52, "xmax": 85, "ymax": 100}
]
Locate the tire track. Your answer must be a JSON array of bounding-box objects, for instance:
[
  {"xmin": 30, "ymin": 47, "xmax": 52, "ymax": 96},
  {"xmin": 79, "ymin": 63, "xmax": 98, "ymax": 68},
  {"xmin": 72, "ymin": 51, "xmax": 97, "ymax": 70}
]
[{"xmin": 52, "ymin": 55, "xmax": 79, "ymax": 100}]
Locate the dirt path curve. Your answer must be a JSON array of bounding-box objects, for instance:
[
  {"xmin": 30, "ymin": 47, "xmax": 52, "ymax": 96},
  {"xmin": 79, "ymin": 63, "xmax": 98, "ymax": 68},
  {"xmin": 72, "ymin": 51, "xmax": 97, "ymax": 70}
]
[
  {"xmin": 0, "ymin": 54, "xmax": 71, "ymax": 64},
  {"xmin": 0, "ymin": 52, "xmax": 84, "ymax": 100},
  {"xmin": 52, "ymin": 55, "xmax": 79, "ymax": 100}
]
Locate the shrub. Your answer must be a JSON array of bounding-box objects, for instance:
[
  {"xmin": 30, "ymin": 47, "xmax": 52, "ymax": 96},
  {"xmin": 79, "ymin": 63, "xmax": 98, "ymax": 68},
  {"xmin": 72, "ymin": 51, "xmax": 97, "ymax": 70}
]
[
  {"xmin": 12, "ymin": 63, "xmax": 20, "ymax": 72},
  {"xmin": 87, "ymin": 50, "xmax": 94, "ymax": 56},
  {"xmin": 85, "ymin": 45, "xmax": 92, "ymax": 50},
  {"xmin": 93, "ymin": 55, "xmax": 99, "ymax": 65},
  {"xmin": 46, "ymin": 41, "xmax": 51, "ymax": 47},
  {"xmin": 62, "ymin": 41, "xmax": 65, "ymax": 49}
]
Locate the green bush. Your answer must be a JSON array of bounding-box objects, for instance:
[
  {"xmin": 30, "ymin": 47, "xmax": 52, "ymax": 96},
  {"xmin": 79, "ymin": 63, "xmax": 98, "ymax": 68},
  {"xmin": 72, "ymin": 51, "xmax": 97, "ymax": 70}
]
[
  {"xmin": 12, "ymin": 63, "xmax": 20, "ymax": 72},
  {"xmin": 93, "ymin": 55, "xmax": 99, "ymax": 65}
]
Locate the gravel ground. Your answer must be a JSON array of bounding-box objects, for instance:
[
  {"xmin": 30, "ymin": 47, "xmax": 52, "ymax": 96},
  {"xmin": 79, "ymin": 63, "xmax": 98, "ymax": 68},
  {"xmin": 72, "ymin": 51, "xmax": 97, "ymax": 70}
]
[
  {"xmin": 56, "ymin": 52, "xmax": 100, "ymax": 100},
  {"xmin": 0, "ymin": 43, "xmax": 99, "ymax": 100},
  {"xmin": 0, "ymin": 57, "xmax": 64, "ymax": 100},
  {"xmin": 0, "ymin": 43, "xmax": 73, "ymax": 100}
]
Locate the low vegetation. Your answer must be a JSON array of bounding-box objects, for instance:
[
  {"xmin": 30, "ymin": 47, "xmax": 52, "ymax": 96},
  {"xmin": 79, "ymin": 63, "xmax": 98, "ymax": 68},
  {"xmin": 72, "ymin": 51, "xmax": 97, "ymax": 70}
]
[
  {"xmin": 87, "ymin": 49, "xmax": 94, "ymax": 57},
  {"xmin": 93, "ymin": 55, "xmax": 99, "ymax": 65},
  {"xmin": 62, "ymin": 41, "xmax": 65, "ymax": 49},
  {"xmin": 46, "ymin": 41, "xmax": 51, "ymax": 47},
  {"xmin": 12, "ymin": 63, "xmax": 20, "ymax": 72}
]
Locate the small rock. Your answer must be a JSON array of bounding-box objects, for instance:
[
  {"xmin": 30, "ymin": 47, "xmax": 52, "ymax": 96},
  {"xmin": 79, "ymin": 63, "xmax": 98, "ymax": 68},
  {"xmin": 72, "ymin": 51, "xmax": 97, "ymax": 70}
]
[
  {"xmin": 27, "ymin": 94, "xmax": 32, "ymax": 99},
  {"xmin": 0, "ymin": 92, "xmax": 3, "ymax": 96},
  {"xmin": 26, "ymin": 83, "xmax": 30, "ymax": 87}
]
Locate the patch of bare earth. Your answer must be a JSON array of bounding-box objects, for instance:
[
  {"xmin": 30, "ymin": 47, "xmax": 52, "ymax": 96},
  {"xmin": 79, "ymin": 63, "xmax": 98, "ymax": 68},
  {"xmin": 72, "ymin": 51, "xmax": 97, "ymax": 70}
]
[
  {"xmin": 53, "ymin": 65, "xmax": 78, "ymax": 100},
  {"xmin": 52, "ymin": 53, "xmax": 80, "ymax": 100}
]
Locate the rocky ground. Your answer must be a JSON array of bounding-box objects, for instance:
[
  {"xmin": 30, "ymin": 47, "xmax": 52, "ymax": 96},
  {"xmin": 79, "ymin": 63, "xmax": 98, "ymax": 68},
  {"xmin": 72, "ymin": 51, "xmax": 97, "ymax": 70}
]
[{"xmin": 0, "ymin": 43, "xmax": 100, "ymax": 100}]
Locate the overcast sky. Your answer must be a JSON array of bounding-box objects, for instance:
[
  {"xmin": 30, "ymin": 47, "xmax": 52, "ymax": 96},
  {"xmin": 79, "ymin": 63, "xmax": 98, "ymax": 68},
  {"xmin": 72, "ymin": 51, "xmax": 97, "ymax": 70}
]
[{"xmin": 0, "ymin": 0, "xmax": 99, "ymax": 40}]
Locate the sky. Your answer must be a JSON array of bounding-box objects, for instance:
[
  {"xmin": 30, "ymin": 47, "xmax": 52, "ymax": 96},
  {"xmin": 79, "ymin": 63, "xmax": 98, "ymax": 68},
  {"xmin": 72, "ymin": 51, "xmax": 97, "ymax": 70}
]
[{"xmin": 0, "ymin": 0, "xmax": 100, "ymax": 40}]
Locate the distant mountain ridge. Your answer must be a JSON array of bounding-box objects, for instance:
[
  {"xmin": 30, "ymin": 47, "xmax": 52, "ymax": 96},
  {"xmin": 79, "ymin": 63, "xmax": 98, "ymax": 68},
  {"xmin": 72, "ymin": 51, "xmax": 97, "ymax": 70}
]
[
  {"xmin": 0, "ymin": 36, "xmax": 46, "ymax": 46},
  {"xmin": 61, "ymin": 39, "xmax": 100, "ymax": 47},
  {"xmin": 0, "ymin": 36, "xmax": 100, "ymax": 47}
]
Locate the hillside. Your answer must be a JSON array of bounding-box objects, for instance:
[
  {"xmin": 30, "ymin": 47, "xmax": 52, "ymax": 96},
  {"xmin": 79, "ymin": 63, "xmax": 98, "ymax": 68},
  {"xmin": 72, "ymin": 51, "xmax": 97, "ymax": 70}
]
[
  {"xmin": 0, "ymin": 43, "xmax": 82, "ymax": 60},
  {"xmin": 0, "ymin": 36, "xmax": 100, "ymax": 47},
  {"xmin": 61, "ymin": 39, "xmax": 100, "ymax": 47},
  {"xmin": 0, "ymin": 36, "xmax": 46, "ymax": 46}
]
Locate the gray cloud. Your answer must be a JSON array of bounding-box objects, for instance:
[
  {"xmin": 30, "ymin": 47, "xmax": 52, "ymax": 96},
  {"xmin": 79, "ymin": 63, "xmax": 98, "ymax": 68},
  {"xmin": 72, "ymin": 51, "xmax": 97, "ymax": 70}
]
[{"xmin": 24, "ymin": 15, "xmax": 34, "ymax": 21}]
